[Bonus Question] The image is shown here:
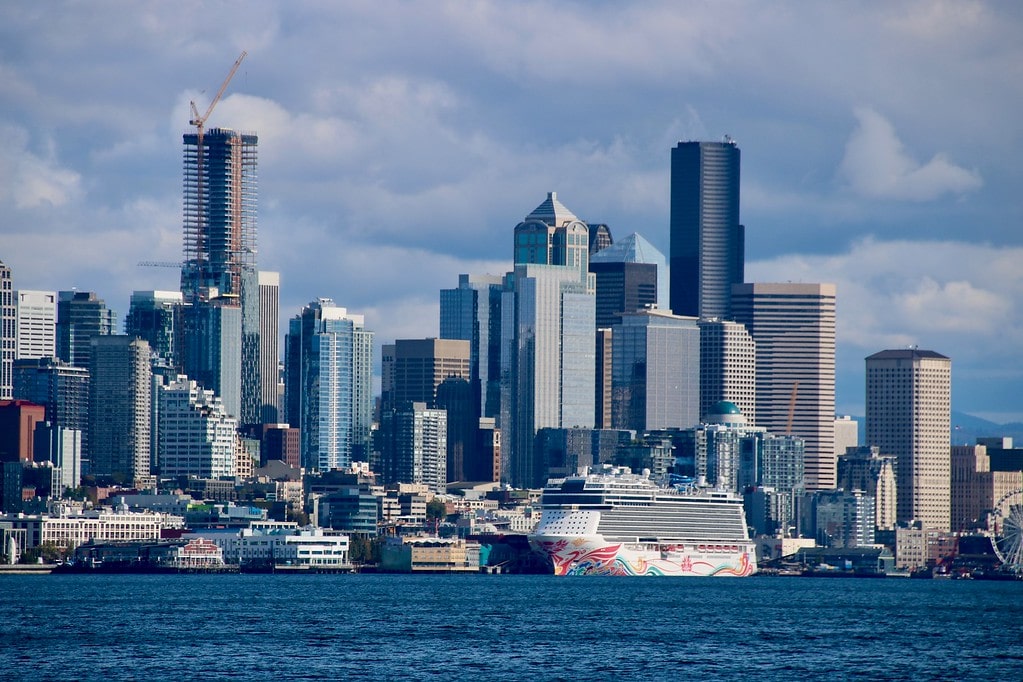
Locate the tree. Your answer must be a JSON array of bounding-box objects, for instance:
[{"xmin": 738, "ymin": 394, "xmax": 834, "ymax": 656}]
[
  {"xmin": 20, "ymin": 542, "xmax": 64, "ymax": 564},
  {"xmin": 426, "ymin": 498, "xmax": 447, "ymax": 521}
]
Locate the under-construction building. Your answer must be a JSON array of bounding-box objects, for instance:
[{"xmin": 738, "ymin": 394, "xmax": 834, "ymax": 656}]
[
  {"xmin": 181, "ymin": 127, "xmax": 258, "ymax": 302},
  {"xmin": 179, "ymin": 128, "xmax": 261, "ymax": 425}
]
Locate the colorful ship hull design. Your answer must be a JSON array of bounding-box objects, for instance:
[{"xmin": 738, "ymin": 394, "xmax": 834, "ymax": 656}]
[{"xmin": 529, "ymin": 468, "xmax": 756, "ymax": 577}]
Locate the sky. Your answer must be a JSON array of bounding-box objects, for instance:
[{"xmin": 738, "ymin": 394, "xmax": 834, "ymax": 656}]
[{"xmin": 2, "ymin": 1, "xmax": 1022, "ymax": 422}]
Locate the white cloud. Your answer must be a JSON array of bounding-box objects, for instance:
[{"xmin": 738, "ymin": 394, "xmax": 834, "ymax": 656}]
[
  {"xmin": 0, "ymin": 124, "xmax": 82, "ymax": 209},
  {"xmin": 748, "ymin": 236, "xmax": 1023, "ymax": 366},
  {"xmin": 838, "ymin": 108, "xmax": 982, "ymax": 201}
]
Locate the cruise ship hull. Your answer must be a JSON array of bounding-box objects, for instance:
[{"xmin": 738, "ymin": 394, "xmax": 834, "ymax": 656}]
[{"xmin": 530, "ymin": 534, "xmax": 756, "ymax": 577}]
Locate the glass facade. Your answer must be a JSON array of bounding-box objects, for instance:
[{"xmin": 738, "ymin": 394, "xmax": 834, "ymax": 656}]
[{"xmin": 611, "ymin": 311, "xmax": 700, "ymax": 432}]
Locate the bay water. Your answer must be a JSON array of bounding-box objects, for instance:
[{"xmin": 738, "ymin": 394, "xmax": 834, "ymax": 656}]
[{"xmin": 2, "ymin": 574, "xmax": 1021, "ymax": 680}]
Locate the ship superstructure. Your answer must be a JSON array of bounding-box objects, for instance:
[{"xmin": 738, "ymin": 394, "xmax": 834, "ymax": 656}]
[{"xmin": 528, "ymin": 467, "xmax": 756, "ymax": 576}]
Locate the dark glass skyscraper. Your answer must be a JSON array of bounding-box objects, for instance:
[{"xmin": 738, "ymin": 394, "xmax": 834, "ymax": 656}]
[
  {"xmin": 669, "ymin": 140, "xmax": 743, "ymax": 319},
  {"xmin": 589, "ymin": 232, "xmax": 665, "ymax": 328},
  {"xmin": 56, "ymin": 291, "xmax": 116, "ymax": 371}
]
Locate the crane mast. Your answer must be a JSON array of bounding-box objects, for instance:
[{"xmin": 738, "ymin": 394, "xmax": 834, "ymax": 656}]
[{"xmin": 186, "ymin": 50, "xmax": 247, "ymax": 300}]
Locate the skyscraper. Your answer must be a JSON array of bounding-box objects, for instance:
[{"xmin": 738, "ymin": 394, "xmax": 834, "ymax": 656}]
[
  {"xmin": 0, "ymin": 262, "xmax": 13, "ymax": 399},
  {"xmin": 285, "ymin": 299, "xmax": 373, "ymax": 471},
  {"xmin": 56, "ymin": 291, "xmax": 116, "ymax": 371},
  {"xmin": 513, "ymin": 192, "xmax": 590, "ymax": 280},
  {"xmin": 88, "ymin": 336, "xmax": 151, "ymax": 484},
  {"xmin": 502, "ymin": 193, "xmax": 596, "ymax": 487},
  {"xmin": 669, "ymin": 140, "xmax": 743, "ymax": 319},
  {"xmin": 182, "ymin": 296, "xmax": 241, "ymax": 418},
  {"xmin": 380, "ymin": 338, "xmax": 470, "ymax": 484},
  {"xmin": 589, "ymin": 232, "xmax": 665, "ymax": 327},
  {"xmin": 611, "ymin": 309, "xmax": 701, "ymax": 431},
  {"xmin": 258, "ymin": 271, "xmax": 281, "ymax": 424},
  {"xmin": 380, "ymin": 339, "xmax": 471, "ymax": 413},
  {"xmin": 14, "ymin": 290, "xmax": 56, "ymax": 360},
  {"xmin": 837, "ymin": 445, "xmax": 897, "ymax": 532},
  {"xmin": 180, "ymin": 128, "xmax": 258, "ymax": 303},
  {"xmin": 158, "ymin": 375, "xmax": 238, "ymax": 478},
  {"xmin": 179, "ymin": 127, "xmax": 260, "ymax": 427},
  {"xmin": 125, "ymin": 290, "xmax": 182, "ymax": 364},
  {"xmin": 866, "ymin": 348, "xmax": 952, "ymax": 531},
  {"xmin": 594, "ymin": 328, "xmax": 613, "ymax": 429},
  {"xmin": 698, "ymin": 318, "xmax": 756, "ymax": 423},
  {"xmin": 12, "ymin": 357, "xmax": 89, "ymax": 458},
  {"xmin": 439, "ymin": 273, "xmax": 503, "ymax": 422},
  {"xmin": 732, "ymin": 283, "xmax": 836, "ymax": 490},
  {"xmin": 395, "ymin": 402, "xmax": 448, "ymax": 493}
]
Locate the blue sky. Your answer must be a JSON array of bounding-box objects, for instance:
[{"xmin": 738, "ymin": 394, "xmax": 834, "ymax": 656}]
[{"xmin": 2, "ymin": 2, "xmax": 1021, "ymax": 421}]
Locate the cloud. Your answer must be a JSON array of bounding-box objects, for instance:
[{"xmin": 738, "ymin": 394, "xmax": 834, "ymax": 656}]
[
  {"xmin": 2, "ymin": 2, "xmax": 1022, "ymax": 421},
  {"xmin": 748, "ymin": 237, "xmax": 1023, "ymax": 416},
  {"xmin": 838, "ymin": 108, "xmax": 982, "ymax": 201},
  {"xmin": 0, "ymin": 124, "xmax": 82, "ymax": 209}
]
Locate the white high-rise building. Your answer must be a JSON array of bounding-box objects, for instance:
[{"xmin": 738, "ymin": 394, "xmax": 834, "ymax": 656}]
[
  {"xmin": 396, "ymin": 402, "xmax": 448, "ymax": 494},
  {"xmin": 15, "ymin": 290, "xmax": 56, "ymax": 360},
  {"xmin": 732, "ymin": 283, "xmax": 836, "ymax": 491},
  {"xmin": 699, "ymin": 318, "xmax": 756, "ymax": 424},
  {"xmin": 158, "ymin": 375, "xmax": 238, "ymax": 478},
  {"xmin": 834, "ymin": 415, "xmax": 859, "ymax": 458},
  {"xmin": 866, "ymin": 349, "xmax": 951, "ymax": 531},
  {"xmin": 258, "ymin": 271, "xmax": 281, "ymax": 424}
]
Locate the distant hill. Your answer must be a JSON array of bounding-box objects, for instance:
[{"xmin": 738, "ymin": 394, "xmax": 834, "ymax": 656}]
[
  {"xmin": 848, "ymin": 412, "xmax": 1023, "ymax": 449},
  {"xmin": 950, "ymin": 411, "xmax": 1023, "ymax": 447}
]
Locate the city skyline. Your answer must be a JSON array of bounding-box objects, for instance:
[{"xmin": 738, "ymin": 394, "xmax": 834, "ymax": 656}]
[{"xmin": 2, "ymin": 3, "xmax": 1021, "ymax": 422}]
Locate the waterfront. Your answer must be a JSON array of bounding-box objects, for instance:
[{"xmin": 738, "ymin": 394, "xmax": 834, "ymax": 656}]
[{"xmin": 2, "ymin": 574, "xmax": 1021, "ymax": 680}]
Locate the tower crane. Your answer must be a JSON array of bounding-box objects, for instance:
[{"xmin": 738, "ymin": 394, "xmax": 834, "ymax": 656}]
[
  {"xmin": 186, "ymin": 50, "xmax": 247, "ymax": 295},
  {"xmin": 189, "ymin": 50, "xmax": 247, "ymax": 149}
]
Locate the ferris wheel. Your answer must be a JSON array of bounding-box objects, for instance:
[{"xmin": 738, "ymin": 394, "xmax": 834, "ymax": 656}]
[{"xmin": 991, "ymin": 489, "xmax": 1023, "ymax": 574}]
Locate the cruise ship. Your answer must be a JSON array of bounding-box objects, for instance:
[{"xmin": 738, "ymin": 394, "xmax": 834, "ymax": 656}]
[{"xmin": 528, "ymin": 467, "xmax": 756, "ymax": 577}]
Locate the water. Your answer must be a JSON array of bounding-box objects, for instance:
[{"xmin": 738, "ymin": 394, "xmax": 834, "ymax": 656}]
[{"xmin": 2, "ymin": 574, "xmax": 1022, "ymax": 681}]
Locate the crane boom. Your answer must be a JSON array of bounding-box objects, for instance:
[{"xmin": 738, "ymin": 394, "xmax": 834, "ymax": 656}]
[{"xmin": 190, "ymin": 50, "xmax": 247, "ymax": 132}]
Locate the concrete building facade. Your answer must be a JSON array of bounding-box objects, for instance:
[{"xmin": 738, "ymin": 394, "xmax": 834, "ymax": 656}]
[
  {"xmin": 15, "ymin": 290, "xmax": 56, "ymax": 361},
  {"xmin": 698, "ymin": 318, "xmax": 756, "ymax": 424},
  {"xmin": 866, "ymin": 349, "xmax": 951, "ymax": 531},
  {"xmin": 732, "ymin": 282, "xmax": 836, "ymax": 491},
  {"xmin": 157, "ymin": 375, "xmax": 238, "ymax": 479},
  {"xmin": 258, "ymin": 271, "xmax": 281, "ymax": 424}
]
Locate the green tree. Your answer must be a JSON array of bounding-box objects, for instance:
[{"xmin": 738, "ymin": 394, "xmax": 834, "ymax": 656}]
[
  {"xmin": 20, "ymin": 542, "xmax": 64, "ymax": 564},
  {"xmin": 426, "ymin": 499, "xmax": 447, "ymax": 521}
]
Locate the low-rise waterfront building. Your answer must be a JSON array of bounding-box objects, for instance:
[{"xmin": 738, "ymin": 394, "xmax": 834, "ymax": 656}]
[
  {"xmin": 379, "ymin": 535, "xmax": 481, "ymax": 573},
  {"xmin": 0, "ymin": 503, "xmax": 184, "ymax": 552},
  {"xmin": 895, "ymin": 526, "xmax": 959, "ymax": 571},
  {"xmin": 187, "ymin": 521, "xmax": 350, "ymax": 569}
]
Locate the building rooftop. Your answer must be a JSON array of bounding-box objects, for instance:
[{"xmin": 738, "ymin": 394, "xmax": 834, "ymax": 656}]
[
  {"xmin": 525, "ymin": 191, "xmax": 578, "ymax": 226},
  {"xmin": 589, "ymin": 232, "xmax": 665, "ymax": 265},
  {"xmin": 866, "ymin": 349, "xmax": 949, "ymax": 361},
  {"xmin": 710, "ymin": 401, "xmax": 742, "ymax": 415}
]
